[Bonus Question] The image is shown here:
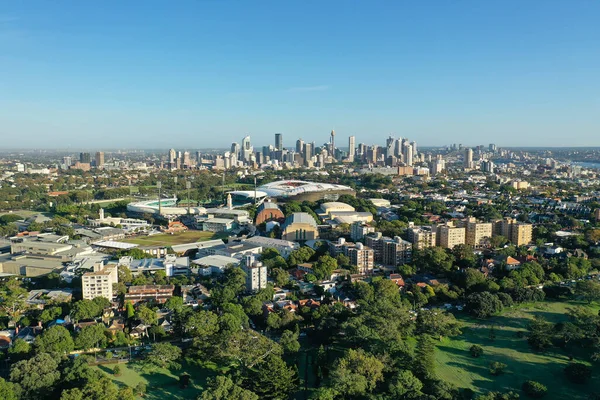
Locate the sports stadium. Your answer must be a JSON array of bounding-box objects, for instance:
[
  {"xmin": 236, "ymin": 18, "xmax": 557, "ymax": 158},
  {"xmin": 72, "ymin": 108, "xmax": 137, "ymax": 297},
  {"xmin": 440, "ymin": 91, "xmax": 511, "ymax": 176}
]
[
  {"xmin": 256, "ymin": 180, "xmax": 355, "ymax": 202},
  {"xmin": 127, "ymin": 197, "xmax": 207, "ymax": 216}
]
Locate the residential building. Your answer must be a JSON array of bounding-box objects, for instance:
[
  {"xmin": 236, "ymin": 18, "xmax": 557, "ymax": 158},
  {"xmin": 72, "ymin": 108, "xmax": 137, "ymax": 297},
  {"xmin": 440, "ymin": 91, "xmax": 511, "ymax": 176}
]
[
  {"xmin": 511, "ymin": 223, "xmax": 533, "ymax": 246},
  {"xmin": 346, "ymin": 242, "xmax": 374, "ymax": 274},
  {"xmin": 437, "ymin": 223, "xmax": 466, "ymax": 249},
  {"xmin": 243, "ymin": 254, "xmax": 267, "ymax": 292},
  {"xmin": 382, "ymin": 236, "xmax": 412, "ymax": 266},
  {"xmin": 463, "ymin": 217, "xmax": 493, "ymax": 246},
  {"xmin": 125, "ymin": 285, "xmax": 175, "ymax": 304},
  {"xmin": 407, "ymin": 226, "xmax": 436, "ymax": 250},
  {"xmin": 82, "ymin": 263, "xmax": 118, "ymax": 301},
  {"xmin": 350, "ymin": 221, "xmax": 375, "ymax": 242},
  {"xmin": 365, "ymin": 232, "xmax": 384, "ymax": 262}
]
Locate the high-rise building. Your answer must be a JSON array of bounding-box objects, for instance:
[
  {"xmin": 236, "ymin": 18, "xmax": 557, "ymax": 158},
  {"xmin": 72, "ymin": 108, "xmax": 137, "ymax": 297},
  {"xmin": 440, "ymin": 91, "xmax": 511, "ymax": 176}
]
[
  {"xmin": 365, "ymin": 232, "xmax": 384, "ymax": 262},
  {"xmin": 168, "ymin": 148, "xmax": 176, "ymax": 164},
  {"xmin": 350, "ymin": 221, "xmax": 375, "ymax": 242},
  {"xmin": 464, "ymin": 148, "xmax": 474, "ymax": 169},
  {"xmin": 241, "ymin": 136, "xmax": 253, "ymax": 162},
  {"xmin": 95, "ymin": 151, "xmax": 105, "ymax": 168},
  {"xmin": 303, "ymin": 142, "xmax": 313, "ymax": 159},
  {"xmin": 231, "ymin": 142, "xmax": 240, "ymax": 158},
  {"xmin": 82, "ymin": 263, "xmax": 118, "ymax": 301},
  {"xmin": 348, "ymin": 136, "xmax": 356, "ymax": 161},
  {"xmin": 182, "ymin": 151, "xmax": 191, "ymax": 167},
  {"xmin": 275, "ymin": 133, "xmax": 283, "ymax": 151},
  {"xmin": 243, "ymin": 254, "xmax": 267, "ymax": 292},
  {"xmin": 493, "ymin": 218, "xmax": 533, "ymax": 246},
  {"xmin": 382, "ymin": 236, "xmax": 413, "ymax": 266},
  {"xmin": 481, "ymin": 160, "xmax": 495, "ymax": 174},
  {"xmin": 296, "ymin": 139, "xmax": 304, "ymax": 155},
  {"xmin": 463, "ymin": 217, "xmax": 493, "ymax": 246},
  {"xmin": 407, "ymin": 226, "xmax": 437, "ymax": 249},
  {"xmin": 402, "ymin": 143, "xmax": 413, "ymax": 166},
  {"xmin": 330, "ymin": 130, "xmax": 336, "ymax": 159},
  {"xmin": 411, "ymin": 141, "xmax": 417, "ymax": 157},
  {"xmin": 346, "ymin": 243, "xmax": 374, "ymax": 274},
  {"xmin": 489, "ymin": 143, "xmax": 497, "ymax": 152},
  {"xmin": 80, "ymin": 152, "xmax": 91, "ymax": 163},
  {"xmin": 437, "ymin": 223, "xmax": 466, "ymax": 249}
]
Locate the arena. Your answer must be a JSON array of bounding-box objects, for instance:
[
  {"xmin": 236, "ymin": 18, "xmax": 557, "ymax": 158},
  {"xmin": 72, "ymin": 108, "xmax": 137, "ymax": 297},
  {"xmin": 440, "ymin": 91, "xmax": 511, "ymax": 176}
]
[{"xmin": 257, "ymin": 180, "xmax": 355, "ymax": 202}]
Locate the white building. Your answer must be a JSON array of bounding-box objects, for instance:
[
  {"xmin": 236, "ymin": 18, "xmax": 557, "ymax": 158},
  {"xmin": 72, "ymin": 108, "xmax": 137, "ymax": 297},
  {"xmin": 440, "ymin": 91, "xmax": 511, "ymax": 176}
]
[
  {"xmin": 82, "ymin": 262, "xmax": 118, "ymax": 301},
  {"xmin": 243, "ymin": 254, "xmax": 267, "ymax": 292}
]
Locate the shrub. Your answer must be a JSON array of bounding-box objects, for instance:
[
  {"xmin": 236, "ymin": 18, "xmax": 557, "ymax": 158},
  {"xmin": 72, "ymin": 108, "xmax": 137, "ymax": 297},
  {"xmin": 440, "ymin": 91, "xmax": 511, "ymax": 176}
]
[
  {"xmin": 113, "ymin": 365, "xmax": 121, "ymax": 376},
  {"xmin": 470, "ymin": 345, "xmax": 483, "ymax": 358},
  {"xmin": 522, "ymin": 380, "xmax": 547, "ymax": 398},
  {"xmin": 489, "ymin": 361, "xmax": 507, "ymax": 376},
  {"xmin": 564, "ymin": 363, "xmax": 592, "ymax": 384}
]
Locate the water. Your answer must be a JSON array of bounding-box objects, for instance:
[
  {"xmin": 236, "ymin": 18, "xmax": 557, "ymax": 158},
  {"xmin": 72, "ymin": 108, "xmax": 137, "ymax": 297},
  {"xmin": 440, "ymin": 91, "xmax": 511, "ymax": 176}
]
[{"xmin": 572, "ymin": 162, "xmax": 600, "ymax": 170}]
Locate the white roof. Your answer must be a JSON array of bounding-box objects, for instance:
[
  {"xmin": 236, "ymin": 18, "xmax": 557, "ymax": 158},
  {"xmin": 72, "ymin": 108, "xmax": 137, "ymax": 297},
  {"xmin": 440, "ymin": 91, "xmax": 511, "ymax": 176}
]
[
  {"xmin": 258, "ymin": 180, "xmax": 353, "ymax": 198},
  {"xmin": 93, "ymin": 241, "xmax": 138, "ymax": 250}
]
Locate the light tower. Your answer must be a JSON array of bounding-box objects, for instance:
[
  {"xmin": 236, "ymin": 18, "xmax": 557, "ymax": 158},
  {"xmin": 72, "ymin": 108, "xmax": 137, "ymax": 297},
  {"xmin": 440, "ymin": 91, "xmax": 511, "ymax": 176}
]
[
  {"xmin": 156, "ymin": 181, "xmax": 162, "ymax": 215},
  {"xmin": 186, "ymin": 180, "xmax": 191, "ymax": 214}
]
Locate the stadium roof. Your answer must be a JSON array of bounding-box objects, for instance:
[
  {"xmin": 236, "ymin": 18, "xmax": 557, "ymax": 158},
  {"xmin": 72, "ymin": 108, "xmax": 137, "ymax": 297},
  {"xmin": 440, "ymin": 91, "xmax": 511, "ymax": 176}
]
[{"xmin": 257, "ymin": 180, "xmax": 353, "ymax": 198}]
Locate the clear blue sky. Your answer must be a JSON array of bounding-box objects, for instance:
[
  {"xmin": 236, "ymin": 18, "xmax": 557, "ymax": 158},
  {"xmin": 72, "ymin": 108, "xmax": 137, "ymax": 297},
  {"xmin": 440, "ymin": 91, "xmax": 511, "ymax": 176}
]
[{"xmin": 1, "ymin": 1, "xmax": 599, "ymax": 149}]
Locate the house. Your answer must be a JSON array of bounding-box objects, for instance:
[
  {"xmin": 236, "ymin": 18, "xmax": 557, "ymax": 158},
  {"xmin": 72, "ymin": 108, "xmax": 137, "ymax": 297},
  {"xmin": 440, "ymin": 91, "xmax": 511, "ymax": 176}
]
[
  {"xmin": 388, "ymin": 273, "xmax": 405, "ymax": 287},
  {"xmin": 130, "ymin": 324, "xmax": 148, "ymax": 339},
  {"xmin": 162, "ymin": 221, "xmax": 188, "ymax": 233},
  {"xmin": 107, "ymin": 319, "xmax": 125, "ymax": 335}
]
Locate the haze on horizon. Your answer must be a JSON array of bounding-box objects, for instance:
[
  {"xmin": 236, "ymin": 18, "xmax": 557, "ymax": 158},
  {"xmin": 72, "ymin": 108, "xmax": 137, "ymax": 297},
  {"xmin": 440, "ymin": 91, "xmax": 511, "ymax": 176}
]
[{"xmin": 1, "ymin": 1, "xmax": 599, "ymax": 149}]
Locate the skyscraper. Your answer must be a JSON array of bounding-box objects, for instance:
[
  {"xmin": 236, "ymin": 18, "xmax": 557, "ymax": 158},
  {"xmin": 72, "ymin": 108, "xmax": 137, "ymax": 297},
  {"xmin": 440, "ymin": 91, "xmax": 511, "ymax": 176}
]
[
  {"xmin": 464, "ymin": 148, "xmax": 474, "ymax": 169},
  {"xmin": 275, "ymin": 133, "xmax": 283, "ymax": 151},
  {"xmin": 296, "ymin": 139, "xmax": 304, "ymax": 155},
  {"xmin": 80, "ymin": 152, "xmax": 91, "ymax": 163},
  {"xmin": 168, "ymin": 149, "xmax": 176, "ymax": 164},
  {"xmin": 303, "ymin": 142, "xmax": 313, "ymax": 160},
  {"xmin": 330, "ymin": 130, "xmax": 335, "ymax": 159},
  {"xmin": 402, "ymin": 143, "xmax": 413, "ymax": 166},
  {"xmin": 231, "ymin": 142, "xmax": 240, "ymax": 158},
  {"xmin": 348, "ymin": 136, "xmax": 356, "ymax": 162},
  {"xmin": 241, "ymin": 136, "xmax": 253, "ymax": 162},
  {"xmin": 95, "ymin": 151, "xmax": 104, "ymax": 168}
]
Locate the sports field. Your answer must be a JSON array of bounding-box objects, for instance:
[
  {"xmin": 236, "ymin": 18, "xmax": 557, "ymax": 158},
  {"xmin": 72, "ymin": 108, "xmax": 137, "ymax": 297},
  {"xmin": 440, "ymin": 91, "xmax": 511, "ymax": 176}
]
[{"xmin": 436, "ymin": 301, "xmax": 600, "ymax": 399}]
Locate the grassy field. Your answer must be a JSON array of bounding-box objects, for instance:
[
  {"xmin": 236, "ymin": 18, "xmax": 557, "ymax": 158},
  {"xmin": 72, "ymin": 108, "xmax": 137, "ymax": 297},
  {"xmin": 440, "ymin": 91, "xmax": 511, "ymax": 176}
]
[
  {"xmin": 436, "ymin": 301, "xmax": 600, "ymax": 399},
  {"xmin": 121, "ymin": 230, "xmax": 219, "ymax": 246},
  {"xmin": 94, "ymin": 361, "xmax": 219, "ymax": 400}
]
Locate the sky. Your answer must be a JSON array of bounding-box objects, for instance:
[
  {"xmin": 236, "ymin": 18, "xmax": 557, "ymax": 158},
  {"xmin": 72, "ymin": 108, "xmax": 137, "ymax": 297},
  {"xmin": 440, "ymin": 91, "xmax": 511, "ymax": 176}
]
[{"xmin": 1, "ymin": 1, "xmax": 599, "ymax": 149}]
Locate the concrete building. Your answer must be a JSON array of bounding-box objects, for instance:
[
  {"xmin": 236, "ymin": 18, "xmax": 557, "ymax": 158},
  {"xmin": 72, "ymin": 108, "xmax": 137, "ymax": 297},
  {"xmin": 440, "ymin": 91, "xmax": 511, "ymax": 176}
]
[
  {"xmin": 95, "ymin": 152, "xmax": 105, "ymax": 168},
  {"xmin": 350, "ymin": 221, "xmax": 375, "ymax": 242},
  {"xmin": 437, "ymin": 223, "xmax": 466, "ymax": 249},
  {"xmin": 125, "ymin": 285, "xmax": 175, "ymax": 304},
  {"xmin": 320, "ymin": 202, "xmax": 355, "ymax": 216},
  {"xmin": 282, "ymin": 213, "xmax": 319, "ymax": 242},
  {"xmin": 382, "ymin": 236, "xmax": 412, "ymax": 266},
  {"xmin": 346, "ymin": 242, "xmax": 374, "ymax": 274},
  {"xmin": 365, "ymin": 232, "xmax": 385, "ymax": 262},
  {"xmin": 243, "ymin": 254, "xmax": 267, "ymax": 292},
  {"xmin": 463, "ymin": 217, "xmax": 493, "ymax": 246},
  {"xmin": 193, "ymin": 255, "xmax": 240, "ymax": 275},
  {"xmin": 492, "ymin": 218, "xmax": 533, "ymax": 246},
  {"xmin": 82, "ymin": 263, "xmax": 118, "ymax": 301},
  {"xmin": 407, "ymin": 226, "xmax": 437, "ymax": 250},
  {"xmin": 348, "ymin": 136, "xmax": 356, "ymax": 162},
  {"xmin": 243, "ymin": 236, "xmax": 299, "ymax": 258},
  {"xmin": 464, "ymin": 148, "xmax": 474, "ymax": 169},
  {"xmin": 255, "ymin": 201, "xmax": 285, "ymax": 225}
]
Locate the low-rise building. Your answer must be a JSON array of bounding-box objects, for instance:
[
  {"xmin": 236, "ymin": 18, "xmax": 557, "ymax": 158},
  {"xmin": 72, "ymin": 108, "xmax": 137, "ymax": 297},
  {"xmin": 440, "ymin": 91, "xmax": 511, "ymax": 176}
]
[
  {"xmin": 124, "ymin": 285, "xmax": 175, "ymax": 304},
  {"xmin": 282, "ymin": 213, "xmax": 319, "ymax": 242},
  {"xmin": 243, "ymin": 236, "xmax": 299, "ymax": 258}
]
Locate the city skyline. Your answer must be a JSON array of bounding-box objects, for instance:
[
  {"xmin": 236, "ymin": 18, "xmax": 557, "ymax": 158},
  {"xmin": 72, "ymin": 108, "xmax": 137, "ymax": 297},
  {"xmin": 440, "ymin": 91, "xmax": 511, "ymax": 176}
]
[{"xmin": 1, "ymin": 1, "xmax": 600, "ymax": 148}]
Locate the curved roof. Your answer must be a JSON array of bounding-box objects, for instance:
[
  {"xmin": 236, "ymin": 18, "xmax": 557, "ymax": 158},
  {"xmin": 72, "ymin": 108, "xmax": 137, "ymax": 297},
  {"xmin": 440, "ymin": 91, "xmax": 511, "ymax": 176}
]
[
  {"xmin": 127, "ymin": 198, "xmax": 206, "ymax": 216},
  {"xmin": 228, "ymin": 190, "xmax": 268, "ymax": 199},
  {"xmin": 257, "ymin": 180, "xmax": 353, "ymax": 198},
  {"xmin": 283, "ymin": 212, "xmax": 318, "ymax": 228}
]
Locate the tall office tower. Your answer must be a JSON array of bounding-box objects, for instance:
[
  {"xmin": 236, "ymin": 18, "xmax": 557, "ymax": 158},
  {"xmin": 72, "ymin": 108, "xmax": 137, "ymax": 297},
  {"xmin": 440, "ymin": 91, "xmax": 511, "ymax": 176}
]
[
  {"xmin": 183, "ymin": 151, "xmax": 191, "ymax": 167},
  {"xmin": 394, "ymin": 139, "xmax": 402, "ymax": 158},
  {"xmin": 231, "ymin": 142, "xmax": 240, "ymax": 158},
  {"xmin": 168, "ymin": 148, "xmax": 176, "ymax": 164},
  {"xmin": 367, "ymin": 145, "xmax": 378, "ymax": 164},
  {"xmin": 330, "ymin": 130, "xmax": 336, "ymax": 159},
  {"xmin": 402, "ymin": 143, "xmax": 413, "ymax": 166},
  {"xmin": 63, "ymin": 156, "xmax": 72, "ymax": 168},
  {"xmin": 411, "ymin": 141, "xmax": 417, "ymax": 157},
  {"xmin": 386, "ymin": 135, "xmax": 395, "ymax": 148},
  {"xmin": 489, "ymin": 143, "xmax": 497, "ymax": 152},
  {"xmin": 303, "ymin": 142, "xmax": 314, "ymax": 159},
  {"xmin": 386, "ymin": 136, "xmax": 395, "ymax": 158},
  {"xmin": 79, "ymin": 152, "xmax": 91, "ymax": 163},
  {"xmin": 358, "ymin": 143, "xmax": 367, "ymax": 160},
  {"xmin": 195, "ymin": 151, "xmax": 202, "ymax": 162},
  {"xmin": 275, "ymin": 133, "xmax": 283, "ymax": 151},
  {"xmin": 296, "ymin": 139, "xmax": 304, "ymax": 155},
  {"xmin": 464, "ymin": 148, "xmax": 474, "ymax": 169},
  {"xmin": 348, "ymin": 135, "xmax": 356, "ymax": 161},
  {"xmin": 95, "ymin": 151, "xmax": 105, "ymax": 168},
  {"xmin": 241, "ymin": 136, "xmax": 253, "ymax": 162},
  {"xmin": 262, "ymin": 145, "xmax": 271, "ymax": 158}
]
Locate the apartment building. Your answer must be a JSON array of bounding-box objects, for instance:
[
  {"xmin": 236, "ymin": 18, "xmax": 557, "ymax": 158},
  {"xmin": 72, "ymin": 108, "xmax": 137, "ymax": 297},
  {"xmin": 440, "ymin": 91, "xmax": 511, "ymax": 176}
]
[
  {"xmin": 382, "ymin": 236, "xmax": 412, "ymax": 266},
  {"xmin": 407, "ymin": 226, "xmax": 436, "ymax": 250},
  {"xmin": 82, "ymin": 263, "xmax": 118, "ymax": 301},
  {"xmin": 463, "ymin": 217, "xmax": 493, "ymax": 246},
  {"xmin": 437, "ymin": 223, "xmax": 466, "ymax": 249},
  {"xmin": 346, "ymin": 243, "xmax": 375, "ymax": 274}
]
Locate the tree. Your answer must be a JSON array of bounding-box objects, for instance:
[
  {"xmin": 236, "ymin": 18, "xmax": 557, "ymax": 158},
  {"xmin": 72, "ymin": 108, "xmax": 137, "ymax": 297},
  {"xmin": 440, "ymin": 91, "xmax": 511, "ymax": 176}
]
[
  {"xmin": 0, "ymin": 378, "xmax": 17, "ymax": 400},
  {"xmin": 34, "ymin": 325, "xmax": 74, "ymax": 355},
  {"xmin": 146, "ymin": 342, "xmax": 182, "ymax": 369},
  {"xmin": 75, "ymin": 324, "xmax": 107, "ymax": 350},
  {"xmin": 414, "ymin": 334, "xmax": 436, "ymax": 381},
  {"xmin": 136, "ymin": 304, "xmax": 157, "ymax": 326},
  {"xmin": 271, "ymin": 268, "xmax": 290, "ymax": 287},
  {"xmin": 470, "ymin": 345, "xmax": 483, "ymax": 358},
  {"xmin": 70, "ymin": 299, "xmax": 102, "ymax": 322},
  {"xmin": 201, "ymin": 376, "xmax": 259, "ymax": 400},
  {"xmin": 489, "ymin": 361, "xmax": 507, "ymax": 376},
  {"xmin": 8, "ymin": 338, "xmax": 31, "ymax": 361},
  {"xmin": 288, "ymin": 246, "xmax": 316, "ymax": 267},
  {"xmin": 330, "ymin": 348, "xmax": 384, "ymax": 397},
  {"xmin": 388, "ymin": 369, "xmax": 423, "ymax": 399},
  {"xmin": 564, "ymin": 363, "xmax": 592, "ymax": 384},
  {"xmin": 466, "ymin": 292, "xmax": 503, "ymax": 319},
  {"xmin": 125, "ymin": 301, "xmax": 135, "ymax": 319},
  {"xmin": 0, "ymin": 279, "xmax": 28, "ymax": 321},
  {"xmin": 247, "ymin": 354, "xmax": 297, "ymax": 400},
  {"xmin": 280, "ymin": 330, "xmax": 300, "ymax": 354},
  {"xmin": 164, "ymin": 296, "xmax": 184, "ymax": 312},
  {"xmin": 313, "ymin": 255, "xmax": 338, "ymax": 280},
  {"xmin": 522, "ymin": 380, "xmax": 547, "ymax": 398},
  {"xmin": 575, "ymin": 280, "xmax": 600, "ymax": 304},
  {"xmin": 10, "ymin": 353, "xmax": 61, "ymax": 399},
  {"xmin": 527, "ymin": 316, "xmax": 553, "ymax": 351},
  {"xmin": 134, "ymin": 382, "xmax": 147, "ymax": 397},
  {"xmin": 416, "ymin": 310, "xmax": 461, "ymax": 340},
  {"xmin": 60, "ymin": 375, "xmax": 119, "ymax": 400},
  {"xmin": 185, "ymin": 309, "xmax": 219, "ymax": 338},
  {"xmin": 112, "ymin": 365, "xmax": 121, "ymax": 376}
]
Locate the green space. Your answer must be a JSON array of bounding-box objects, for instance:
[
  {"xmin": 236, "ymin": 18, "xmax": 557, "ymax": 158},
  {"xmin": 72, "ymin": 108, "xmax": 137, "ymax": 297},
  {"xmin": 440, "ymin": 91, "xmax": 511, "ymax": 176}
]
[
  {"xmin": 0, "ymin": 210, "xmax": 50, "ymax": 218},
  {"xmin": 436, "ymin": 301, "xmax": 600, "ymax": 399},
  {"xmin": 121, "ymin": 230, "xmax": 220, "ymax": 246},
  {"xmin": 93, "ymin": 361, "xmax": 217, "ymax": 400}
]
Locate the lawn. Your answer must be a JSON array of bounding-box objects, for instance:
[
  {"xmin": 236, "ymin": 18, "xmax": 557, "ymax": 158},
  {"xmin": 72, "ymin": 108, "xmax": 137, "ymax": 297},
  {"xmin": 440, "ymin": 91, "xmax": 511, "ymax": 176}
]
[
  {"xmin": 121, "ymin": 230, "xmax": 219, "ymax": 247},
  {"xmin": 93, "ymin": 361, "xmax": 219, "ymax": 400},
  {"xmin": 436, "ymin": 301, "xmax": 600, "ymax": 399}
]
